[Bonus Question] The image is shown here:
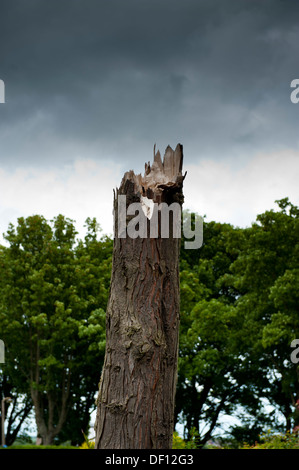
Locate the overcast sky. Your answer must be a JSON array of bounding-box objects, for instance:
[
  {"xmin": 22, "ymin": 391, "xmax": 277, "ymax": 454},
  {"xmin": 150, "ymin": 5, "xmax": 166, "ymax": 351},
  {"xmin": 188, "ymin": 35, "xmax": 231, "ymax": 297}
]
[{"xmin": 0, "ymin": 0, "xmax": 298, "ymax": 241}]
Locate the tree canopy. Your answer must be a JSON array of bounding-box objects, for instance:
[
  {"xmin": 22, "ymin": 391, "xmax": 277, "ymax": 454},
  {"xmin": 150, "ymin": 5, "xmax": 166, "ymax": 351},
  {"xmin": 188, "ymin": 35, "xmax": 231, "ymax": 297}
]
[
  {"xmin": 0, "ymin": 198, "xmax": 298, "ymax": 447},
  {"xmin": 0, "ymin": 215, "xmax": 112, "ymax": 445}
]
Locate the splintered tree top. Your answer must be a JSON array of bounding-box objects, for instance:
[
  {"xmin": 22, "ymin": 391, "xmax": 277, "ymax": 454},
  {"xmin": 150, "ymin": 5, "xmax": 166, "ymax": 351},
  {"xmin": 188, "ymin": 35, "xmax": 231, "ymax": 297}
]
[{"xmin": 119, "ymin": 144, "xmax": 185, "ymax": 197}]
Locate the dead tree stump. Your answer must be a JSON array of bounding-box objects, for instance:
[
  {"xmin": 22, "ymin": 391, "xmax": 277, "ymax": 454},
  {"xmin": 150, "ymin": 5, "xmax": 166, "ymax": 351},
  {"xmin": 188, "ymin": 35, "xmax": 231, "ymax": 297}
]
[{"xmin": 94, "ymin": 144, "xmax": 185, "ymax": 449}]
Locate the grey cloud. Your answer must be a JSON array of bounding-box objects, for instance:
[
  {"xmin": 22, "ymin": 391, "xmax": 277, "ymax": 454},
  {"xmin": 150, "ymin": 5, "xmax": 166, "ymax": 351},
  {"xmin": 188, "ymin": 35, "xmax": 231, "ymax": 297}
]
[{"xmin": 0, "ymin": 0, "xmax": 299, "ymax": 171}]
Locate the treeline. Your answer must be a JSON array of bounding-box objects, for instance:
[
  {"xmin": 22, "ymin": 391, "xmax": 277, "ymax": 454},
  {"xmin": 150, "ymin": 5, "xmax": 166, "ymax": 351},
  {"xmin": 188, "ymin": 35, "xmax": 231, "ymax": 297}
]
[
  {"xmin": 0, "ymin": 198, "xmax": 298, "ymax": 447},
  {"xmin": 0, "ymin": 216, "xmax": 112, "ymax": 445}
]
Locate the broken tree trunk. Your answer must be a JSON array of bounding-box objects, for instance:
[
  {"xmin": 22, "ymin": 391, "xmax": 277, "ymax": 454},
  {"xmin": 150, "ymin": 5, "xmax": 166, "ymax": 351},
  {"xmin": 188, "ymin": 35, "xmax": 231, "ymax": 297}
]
[{"xmin": 94, "ymin": 144, "xmax": 185, "ymax": 449}]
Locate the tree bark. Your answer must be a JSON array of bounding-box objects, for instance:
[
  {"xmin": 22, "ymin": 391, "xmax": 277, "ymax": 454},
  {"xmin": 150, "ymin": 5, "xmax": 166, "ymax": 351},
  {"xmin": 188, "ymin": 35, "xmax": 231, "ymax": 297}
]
[{"xmin": 94, "ymin": 144, "xmax": 185, "ymax": 449}]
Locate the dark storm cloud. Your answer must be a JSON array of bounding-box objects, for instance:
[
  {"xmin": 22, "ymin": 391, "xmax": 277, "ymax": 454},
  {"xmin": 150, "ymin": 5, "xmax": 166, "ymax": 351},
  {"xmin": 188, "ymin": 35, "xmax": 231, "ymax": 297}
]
[{"xmin": 0, "ymin": 0, "xmax": 299, "ymax": 171}]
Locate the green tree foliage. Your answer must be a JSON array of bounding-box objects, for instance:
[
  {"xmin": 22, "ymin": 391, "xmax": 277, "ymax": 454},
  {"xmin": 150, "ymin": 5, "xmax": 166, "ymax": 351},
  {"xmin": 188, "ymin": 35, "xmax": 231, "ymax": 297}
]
[
  {"xmin": 226, "ymin": 198, "xmax": 299, "ymax": 433},
  {"xmin": 0, "ymin": 215, "xmax": 112, "ymax": 445},
  {"xmin": 176, "ymin": 201, "xmax": 299, "ymax": 446},
  {"xmin": 176, "ymin": 215, "xmax": 254, "ymax": 447},
  {"xmin": 1, "ymin": 199, "xmax": 298, "ymax": 447}
]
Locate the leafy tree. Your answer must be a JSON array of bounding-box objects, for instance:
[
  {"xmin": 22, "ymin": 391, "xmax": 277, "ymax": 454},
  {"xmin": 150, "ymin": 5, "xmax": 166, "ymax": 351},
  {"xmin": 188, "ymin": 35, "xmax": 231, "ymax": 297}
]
[
  {"xmin": 176, "ymin": 217, "xmax": 249, "ymax": 446},
  {"xmin": 226, "ymin": 198, "xmax": 299, "ymax": 433},
  {"xmin": 0, "ymin": 215, "xmax": 112, "ymax": 445},
  {"xmin": 57, "ymin": 218, "xmax": 112, "ymax": 444},
  {"xmin": 176, "ymin": 212, "xmax": 278, "ymax": 446},
  {"xmin": 1, "ymin": 199, "xmax": 297, "ymax": 446}
]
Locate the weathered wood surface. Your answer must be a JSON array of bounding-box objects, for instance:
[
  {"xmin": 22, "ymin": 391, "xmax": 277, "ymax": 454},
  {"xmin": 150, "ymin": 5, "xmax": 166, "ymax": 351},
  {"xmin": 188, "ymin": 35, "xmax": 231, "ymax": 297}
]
[{"xmin": 94, "ymin": 144, "xmax": 185, "ymax": 449}]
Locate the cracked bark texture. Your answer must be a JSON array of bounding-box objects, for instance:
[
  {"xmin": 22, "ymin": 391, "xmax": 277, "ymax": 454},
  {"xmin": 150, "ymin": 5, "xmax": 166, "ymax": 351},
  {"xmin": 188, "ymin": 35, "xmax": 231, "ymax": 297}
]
[{"xmin": 94, "ymin": 144, "xmax": 185, "ymax": 449}]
